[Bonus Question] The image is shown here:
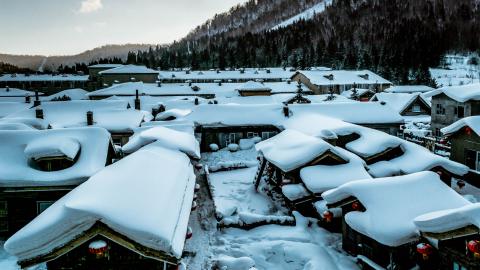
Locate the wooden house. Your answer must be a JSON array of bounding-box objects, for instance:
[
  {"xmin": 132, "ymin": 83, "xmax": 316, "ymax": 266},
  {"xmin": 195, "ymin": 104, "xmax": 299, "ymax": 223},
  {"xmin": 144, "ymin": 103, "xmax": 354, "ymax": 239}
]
[
  {"xmin": 4, "ymin": 143, "xmax": 196, "ymax": 270},
  {"xmin": 235, "ymin": 80, "xmax": 272, "ymax": 96},
  {"xmin": 0, "ymin": 128, "xmax": 114, "ymax": 239},
  {"xmin": 0, "ymin": 74, "xmax": 89, "ymax": 95},
  {"xmin": 415, "ymin": 203, "xmax": 480, "ymax": 270},
  {"xmin": 98, "ymin": 65, "xmax": 159, "ymax": 87},
  {"xmin": 323, "ymin": 172, "xmax": 470, "ymax": 270},
  {"xmin": 442, "ymin": 117, "xmax": 480, "ymax": 172},
  {"xmin": 371, "ymin": 92, "xmax": 431, "ymax": 117}
]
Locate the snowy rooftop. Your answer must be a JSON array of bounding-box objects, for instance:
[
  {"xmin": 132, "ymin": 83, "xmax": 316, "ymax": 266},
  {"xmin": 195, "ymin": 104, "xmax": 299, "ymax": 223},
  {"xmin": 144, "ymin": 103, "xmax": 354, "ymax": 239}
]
[
  {"xmin": 88, "ymin": 64, "xmax": 124, "ymax": 69},
  {"xmin": 0, "ymin": 74, "xmax": 88, "ymax": 82},
  {"xmin": 340, "ymin": 88, "xmax": 373, "ymax": 99},
  {"xmin": 6, "ymin": 100, "xmax": 150, "ymax": 133},
  {"xmin": 235, "ymin": 81, "xmax": 272, "ymax": 92},
  {"xmin": 159, "ymin": 68, "xmax": 295, "ymax": 81},
  {"xmin": 371, "ymin": 92, "xmax": 429, "ymax": 114},
  {"xmin": 441, "ymin": 116, "xmax": 480, "ymax": 136},
  {"xmin": 0, "ymin": 88, "xmax": 40, "ymax": 97},
  {"xmin": 384, "ymin": 85, "xmax": 435, "ymax": 94},
  {"xmin": 322, "ymin": 171, "xmax": 470, "ymax": 247},
  {"xmin": 43, "ymin": 89, "xmax": 89, "ymax": 101},
  {"xmin": 99, "ymin": 65, "xmax": 159, "ymax": 74},
  {"xmin": 294, "ymin": 70, "xmax": 392, "ymax": 86},
  {"xmin": 0, "ymin": 127, "xmax": 111, "ymax": 187},
  {"xmin": 414, "ymin": 203, "xmax": 480, "ymax": 234},
  {"xmin": 255, "ymin": 129, "xmax": 344, "ymax": 172},
  {"xmin": 430, "ymin": 83, "xmax": 480, "ymax": 102},
  {"xmin": 5, "ymin": 143, "xmax": 195, "ymax": 261},
  {"xmin": 0, "ymin": 102, "xmax": 32, "ymax": 118}
]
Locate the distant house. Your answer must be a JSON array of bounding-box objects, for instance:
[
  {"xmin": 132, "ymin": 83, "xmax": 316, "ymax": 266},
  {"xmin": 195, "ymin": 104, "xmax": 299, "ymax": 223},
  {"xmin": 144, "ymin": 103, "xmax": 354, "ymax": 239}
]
[
  {"xmin": 159, "ymin": 68, "xmax": 295, "ymax": 83},
  {"xmin": 98, "ymin": 65, "xmax": 159, "ymax": 86},
  {"xmin": 291, "ymin": 70, "xmax": 392, "ymax": 95},
  {"xmin": 430, "ymin": 84, "xmax": 480, "ymax": 137},
  {"xmin": 370, "ymin": 92, "xmax": 431, "ymax": 117},
  {"xmin": 4, "ymin": 143, "xmax": 196, "ymax": 270},
  {"xmin": 0, "ymin": 74, "xmax": 89, "ymax": 95},
  {"xmin": 87, "ymin": 64, "xmax": 123, "ymax": 88},
  {"xmin": 323, "ymin": 172, "xmax": 470, "ymax": 270},
  {"xmin": 384, "ymin": 85, "xmax": 435, "ymax": 94},
  {"xmin": 415, "ymin": 203, "xmax": 480, "ymax": 270},
  {"xmin": 442, "ymin": 116, "xmax": 480, "ymax": 172},
  {"xmin": 235, "ymin": 81, "xmax": 272, "ymax": 96},
  {"xmin": 0, "ymin": 128, "xmax": 114, "ymax": 238}
]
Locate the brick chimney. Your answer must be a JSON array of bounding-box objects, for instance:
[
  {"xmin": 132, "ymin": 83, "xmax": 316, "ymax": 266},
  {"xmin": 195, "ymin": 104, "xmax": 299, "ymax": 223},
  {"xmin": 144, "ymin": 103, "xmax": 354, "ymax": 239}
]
[
  {"xmin": 283, "ymin": 104, "xmax": 290, "ymax": 117},
  {"xmin": 134, "ymin": 89, "xmax": 141, "ymax": 110}
]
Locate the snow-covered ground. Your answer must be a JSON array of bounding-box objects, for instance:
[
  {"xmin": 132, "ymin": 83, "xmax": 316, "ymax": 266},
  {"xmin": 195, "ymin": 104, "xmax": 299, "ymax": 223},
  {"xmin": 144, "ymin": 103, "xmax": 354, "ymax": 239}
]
[{"xmin": 271, "ymin": 0, "xmax": 333, "ymax": 30}]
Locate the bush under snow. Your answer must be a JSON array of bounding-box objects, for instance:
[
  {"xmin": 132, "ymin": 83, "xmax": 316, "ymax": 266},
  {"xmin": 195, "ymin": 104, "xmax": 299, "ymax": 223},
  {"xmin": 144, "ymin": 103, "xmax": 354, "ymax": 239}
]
[{"xmin": 228, "ymin": 143, "xmax": 239, "ymax": 152}]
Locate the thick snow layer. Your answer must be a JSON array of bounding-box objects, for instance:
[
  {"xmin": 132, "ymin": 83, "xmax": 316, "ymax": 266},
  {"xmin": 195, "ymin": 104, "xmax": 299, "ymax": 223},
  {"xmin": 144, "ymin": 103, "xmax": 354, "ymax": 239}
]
[
  {"xmin": 122, "ymin": 126, "xmax": 200, "ymax": 159},
  {"xmin": 155, "ymin": 109, "xmax": 192, "ymax": 121},
  {"xmin": 371, "ymin": 92, "xmax": 427, "ymax": 113},
  {"xmin": 0, "ymin": 117, "xmax": 49, "ymax": 130},
  {"xmin": 139, "ymin": 119, "xmax": 195, "ymax": 134},
  {"xmin": 300, "ymin": 148, "xmax": 371, "ymax": 194},
  {"xmin": 0, "ymin": 123, "xmax": 35, "ymax": 131},
  {"xmin": 430, "ymin": 83, "xmax": 480, "ymax": 102},
  {"xmin": 384, "ymin": 85, "xmax": 434, "ymax": 94},
  {"xmin": 322, "ymin": 172, "xmax": 470, "ymax": 247},
  {"xmin": 236, "ymin": 81, "xmax": 272, "ymax": 92},
  {"xmin": 43, "ymin": 89, "xmax": 89, "ymax": 101},
  {"xmin": 98, "ymin": 65, "xmax": 158, "ymax": 74},
  {"xmin": 6, "ymin": 100, "xmax": 149, "ymax": 133},
  {"xmin": 159, "ymin": 68, "xmax": 295, "ymax": 81},
  {"xmin": 441, "ymin": 116, "xmax": 480, "ymax": 136},
  {"xmin": 0, "ymin": 127, "xmax": 110, "ymax": 187},
  {"xmin": 414, "ymin": 203, "xmax": 480, "ymax": 234},
  {"xmin": 24, "ymin": 137, "xmax": 80, "ymax": 160},
  {"xmin": 256, "ymin": 129, "xmax": 343, "ymax": 172},
  {"xmin": 295, "ymin": 70, "xmax": 391, "ymax": 86},
  {"xmin": 0, "ymin": 102, "xmax": 32, "ymax": 118},
  {"xmin": 340, "ymin": 88, "xmax": 373, "ymax": 99},
  {"xmin": 0, "ymin": 88, "xmax": 39, "ymax": 97},
  {"xmin": 5, "ymin": 144, "xmax": 195, "ymax": 261},
  {"xmin": 0, "ymin": 74, "xmax": 88, "ymax": 82},
  {"xmin": 271, "ymin": 0, "xmax": 333, "ymax": 30},
  {"xmin": 89, "ymin": 64, "xmax": 123, "ymax": 69},
  {"xmin": 282, "ymin": 184, "xmax": 311, "ymax": 201}
]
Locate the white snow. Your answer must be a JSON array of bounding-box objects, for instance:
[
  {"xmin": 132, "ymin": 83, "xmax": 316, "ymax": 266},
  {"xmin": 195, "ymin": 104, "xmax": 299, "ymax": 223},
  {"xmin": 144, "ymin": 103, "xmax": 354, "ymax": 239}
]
[
  {"xmin": 282, "ymin": 184, "xmax": 311, "ymax": 201},
  {"xmin": 384, "ymin": 85, "xmax": 434, "ymax": 94},
  {"xmin": 414, "ymin": 203, "xmax": 480, "ymax": 234},
  {"xmin": 371, "ymin": 92, "xmax": 428, "ymax": 114},
  {"xmin": 294, "ymin": 70, "xmax": 392, "ymax": 87},
  {"xmin": 271, "ymin": 1, "xmax": 333, "ymax": 30},
  {"xmin": 441, "ymin": 116, "xmax": 480, "ymax": 136},
  {"xmin": 98, "ymin": 64, "xmax": 158, "ymax": 74},
  {"xmin": 24, "ymin": 137, "xmax": 80, "ymax": 160},
  {"xmin": 236, "ymin": 81, "xmax": 272, "ymax": 92},
  {"xmin": 429, "ymin": 83, "xmax": 480, "ymax": 102},
  {"xmin": 322, "ymin": 171, "xmax": 470, "ymax": 247},
  {"xmin": 43, "ymin": 89, "xmax": 89, "ymax": 101}
]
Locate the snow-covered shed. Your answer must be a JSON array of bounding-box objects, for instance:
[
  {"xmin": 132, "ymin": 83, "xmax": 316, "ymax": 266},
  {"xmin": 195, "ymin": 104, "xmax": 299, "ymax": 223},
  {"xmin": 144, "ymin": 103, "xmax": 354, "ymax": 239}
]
[
  {"xmin": 235, "ymin": 81, "xmax": 272, "ymax": 96},
  {"xmin": 0, "ymin": 127, "xmax": 114, "ymax": 238},
  {"xmin": 5, "ymin": 143, "xmax": 196, "ymax": 269},
  {"xmin": 323, "ymin": 171, "xmax": 470, "ymax": 269},
  {"xmin": 98, "ymin": 65, "xmax": 159, "ymax": 86}
]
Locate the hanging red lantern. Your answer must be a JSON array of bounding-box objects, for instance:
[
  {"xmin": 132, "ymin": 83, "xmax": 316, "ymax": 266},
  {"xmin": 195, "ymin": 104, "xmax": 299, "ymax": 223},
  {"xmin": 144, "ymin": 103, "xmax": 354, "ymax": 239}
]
[
  {"xmin": 466, "ymin": 126, "xmax": 473, "ymax": 136},
  {"xmin": 88, "ymin": 240, "xmax": 108, "ymax": 256},
  {"xmin": 468, "ymin": 240, "xmax": 480, "ymax": 255},
  {"xmin": 322, "ymin": 211, "xmax": 334, "ymax": 223},
  {"xmin": 416, "ymin": 243, "xmax": 434, "ymax": 260},
  {"xmin": 351, "ymin": 201, "xmax": 361, "ymax": 211},
  {"xmin": 186, "ymin": 227, "xmax": 193, "ymax": 239}
]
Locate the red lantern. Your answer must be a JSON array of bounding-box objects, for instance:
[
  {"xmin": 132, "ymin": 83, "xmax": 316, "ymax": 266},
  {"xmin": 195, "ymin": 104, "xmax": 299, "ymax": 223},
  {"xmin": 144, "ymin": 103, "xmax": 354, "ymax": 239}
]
[
  {"xmin": 416, "ymin": 243, "xmax": 434, "ymax": 260},
  {"xmin": 468, "ymin": 240, "xmax": 480, "ymax": 254},
  {"xmin": 323, "ymin": 211, "xmax": 334, "ymax": 223},
  {"xmin": 88, "ymin": 240, "xmax": 108, "ymax": 256},
  {"xmin": 351, "ymin": 201, "xmax": 361, "ymax": 211},
  {"xmin": 186, "ymin": 227, "xmax": 193, "ymax": 239},
  {"xmin": 466, "ymin": 126, "xmax": 473, "ymax": 136}
]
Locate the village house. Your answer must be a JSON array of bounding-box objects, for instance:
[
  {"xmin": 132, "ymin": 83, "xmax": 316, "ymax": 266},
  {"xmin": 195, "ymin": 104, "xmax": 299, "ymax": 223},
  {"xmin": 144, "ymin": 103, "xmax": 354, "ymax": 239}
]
[
  {"xmin": 235, "ymin": 80, "xmax": 273, "ymax": 96},
  {"xmin": 340, "ymin": 87, "xmax": 375, "ymax": 101},
  {"xmin": 98, "ymin": 65, "xmax": 159, "ymax": 86},
  {"xmin": 414, "ymin": 203, "xmax": 480, "ymax": 270},
  {"xmin": 323, "ymin": 171, "xmax": 470, "ymax": 270},
  {"xmin": 4, "ymin": 130, "xmax": 198, "ymax": 270},
  {"xmin": 0, "ymin": 127, "xmax": 114, "ymax": 238},
  {"xmin": 430, "ymin": 83, "xmax": 480, "ymax": 137},
  {"xmin": 384, "ymin": 85, "xmax": 435, "ymax": 94},
  {"xmin": 371, "ymin": 92, "xmax": 431, "ymax": 117},
  {"xmin": 0, "ymin": 87, "xmax": 43, "ymax": 103},
  {"xmin": 291, "ymin": 70, "xmax": 392, "ymax": 95},
  {"xmin": 87, "ymin": 64, "xmax": 123, "ymax": 88},
  {"xmin": 0, "ymin": 74, "xmax": 89, "ymax": 95}
]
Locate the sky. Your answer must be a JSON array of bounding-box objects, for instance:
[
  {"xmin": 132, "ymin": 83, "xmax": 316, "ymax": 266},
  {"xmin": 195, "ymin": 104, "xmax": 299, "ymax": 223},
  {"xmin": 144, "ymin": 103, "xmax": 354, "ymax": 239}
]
[{"xmin": 0, "ymin": 0, "xmax": 247, "ymax": 56}]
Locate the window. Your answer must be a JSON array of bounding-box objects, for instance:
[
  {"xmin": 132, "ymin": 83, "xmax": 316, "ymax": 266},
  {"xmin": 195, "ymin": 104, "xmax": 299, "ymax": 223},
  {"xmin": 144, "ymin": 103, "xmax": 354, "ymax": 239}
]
[
  {"xmin": 37, "ymin": 201, "xmax": 54, "ymax": 214},
  {"xmin": 0, "ymin": 201, "xmax": 7, "ymax": 232},
  {"xmin": 456, "ymin": 106, "xmax": 465, "ymax": 118},
  {"xmin": 225, "ymin": 133, "xmax": 236, "ymax": 145},
  {"xmin": 436, "ymin": 104, "xmax": 446, "ymax": 115},
  {"xmin": 247, "ymin": 132, "xmax": 259, "ymax": 139},
  {"xmin": 412, "ymin": 104, "xmax": 421, "ymax": 113}
]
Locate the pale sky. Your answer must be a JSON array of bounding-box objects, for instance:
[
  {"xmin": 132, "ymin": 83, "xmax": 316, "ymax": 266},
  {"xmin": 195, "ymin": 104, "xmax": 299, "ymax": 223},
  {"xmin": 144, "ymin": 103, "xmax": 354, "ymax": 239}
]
[{"xmin": 0, "ymin": 0, "xmax": 247, "ymax": 56}]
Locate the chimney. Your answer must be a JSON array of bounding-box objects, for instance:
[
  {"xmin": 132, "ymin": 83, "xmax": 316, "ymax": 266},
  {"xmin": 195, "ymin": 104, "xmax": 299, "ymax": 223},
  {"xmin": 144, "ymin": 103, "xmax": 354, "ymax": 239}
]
[
  {"xmin": 157, "ymin": 81, "xmax": 162, "ymax": 87},
  {"xmin": 213, "ymin": 100, "xmax": 218, "ymax": 104},
  {"xmin": 33, "ymin": 91, "xmax": 41, "ymax": 107},
  {"xmin": 158, "ymin": 104, "xmax": 166, "ymax": 113},
  {"xmin": 35, "ymin": 108, "xmax": 44, "ymax": 119},
  {"xmin": 283, "ymin": 105, "xmax": 289, "ymax": 117},
  {"xmin": 287, "ymin": 79, "xmax": 291, "ymax": 84},
  {"xmin": 86, "ymin": 111, "xmax": 94, "ymax": 125},
  {"xmin": 134, "ymin": 89, "xmax": 141, "ymax": 110},
  {"xmin": 25, "ymin": 95, "xmax": 31, "ymax": 104},
  {"xmin": 5, "ymin": 86, "xmax": 9, "ymax": 92},
  {"xmin": 195, "ymin": 98, "xmax": 199, "ymax": 105}
]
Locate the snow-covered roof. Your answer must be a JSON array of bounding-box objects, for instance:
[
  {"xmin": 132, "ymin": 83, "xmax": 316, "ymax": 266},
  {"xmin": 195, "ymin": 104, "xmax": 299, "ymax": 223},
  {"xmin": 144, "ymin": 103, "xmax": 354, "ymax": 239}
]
[
  {"xmin": 430, "ymin": 83, "xmax": 480, "ymax": 102},
  {"xmin": 300, "ymin": 148, "xmax": 371, "ymax": 194},
  {"xmin": 236, "ymin": 81, "xmax": 272, "ymax": 92},
  {"xmin": 255, "ymin": 129, "xmax": 344, "ymax": 172},
  {"xmin": 0, "ymin": 87, "xmax": 40, "ymax": 97},
  {"xmin": 294, "ymin": 70, "xmax": 392, "ymax": 86},
  {"xmin": 43, "ymin": 89, "xmax": 89, "ymax": 101},
  {"xmin": 6, "ymin": 100, "xmax": 150, "ymax": 133},
  {"xmin": 441, "ymin": 116, "xmax": 480, "ymax": 136},
  {"xmin": 159, "ymin": 68, "xmax": 295, "ymax": 81},
  {"xmin": 122, "ymin": 126, "xmax": 200, "ymax": 159},
  {"xmin": 282, "ymin": 184, "xmax": 311, "ymax": 201},
  {"xmin": 89, "ymin": 64, "xmax": 124, "ymax": 69},
  {"xmin": 384, "ymin": 85, "xmax": 435, "ymax": 94},
  {"xmin": 340, "ymin": 88, "xmax": 373, "ymax": 99},
  {"xmin": 5, "ymin": 143, "xmax": 195, "ymax": 261},
  {"xmin": 0, "ymin": 74, "xmax": 88, "ymax": 82},
  {"xmin": 99, "ymin": 65, "xmax": 159, "ymax": 74},
  {"xmin": 0, "ymin": 127, "xmax": 111, "ymax": 187},
  {"xmin": 414, "ymin": 203, "xmax": 479, "ymax": 234},
  {"xmin": 322, "ymin": 171, "xmax": 470, "ymax": 247},
  {"xmin": 0, "ymin": 102, "xmax": 32, "ymax": 118},
  {"xmin": 371, "ymin": 92, "xmax": 429, "ymax": 113}
]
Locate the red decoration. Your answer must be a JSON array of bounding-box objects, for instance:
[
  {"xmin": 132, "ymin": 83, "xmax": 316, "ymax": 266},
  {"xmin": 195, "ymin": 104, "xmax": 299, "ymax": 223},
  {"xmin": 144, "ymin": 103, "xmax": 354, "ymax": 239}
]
[
  {"xmin": 88, "ymin": 240, "xmax": 108, "ymax": 255},
  {"xmin": 186, "ymin": 227, "xmax": 193, "ymax": 239},
  {"xmin": 351, "ymin": 201, "xmax": 361, "ymax": 211},
  {"xmin": 466, "ymin": 126, "xmax": 473, "ymax": 136},
  {"xmin": 468, "ymin": 240, "xmax": 480, "ymax": 254},
  {"xmin": 322, "ymin": 211, "xmax": 334, "ymax": 223},
  {"xmin": 416, "ymin": 243, "xmax": 434, "ymax": 260}
]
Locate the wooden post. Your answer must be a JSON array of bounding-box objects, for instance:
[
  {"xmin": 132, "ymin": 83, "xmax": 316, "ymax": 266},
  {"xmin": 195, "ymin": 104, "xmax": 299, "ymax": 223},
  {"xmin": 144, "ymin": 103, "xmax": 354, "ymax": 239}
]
[{"xmin": 87, "ymin": 111, "xmax": 94, "ymax": 126}]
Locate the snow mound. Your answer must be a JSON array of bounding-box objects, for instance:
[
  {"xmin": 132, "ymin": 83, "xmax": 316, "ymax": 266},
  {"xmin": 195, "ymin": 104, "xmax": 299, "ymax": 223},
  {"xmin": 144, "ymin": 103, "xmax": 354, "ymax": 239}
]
[
  {"xmin": 414, "ymin": 203, "xmax": 480, "ymax": 234},
  {"xmin": 25, "ymin": 137, "xmax": 80, "ymax": 160}
]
